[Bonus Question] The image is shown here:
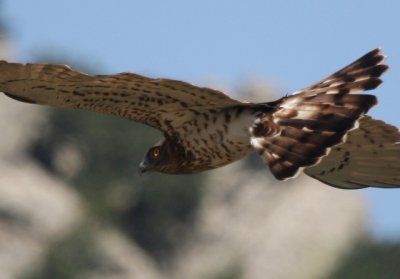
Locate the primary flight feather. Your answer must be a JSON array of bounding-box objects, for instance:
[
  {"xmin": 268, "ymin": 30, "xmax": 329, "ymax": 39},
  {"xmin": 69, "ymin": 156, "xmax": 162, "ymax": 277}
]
[{"xmin": 0, "ymin": 48, "xmax": 398, "ymax": 189}]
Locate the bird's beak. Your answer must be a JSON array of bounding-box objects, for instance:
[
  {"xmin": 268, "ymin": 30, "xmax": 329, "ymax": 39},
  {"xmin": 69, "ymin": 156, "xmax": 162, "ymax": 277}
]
[{"xmin": 138, "ymin": 161, "xmax": 148, "ymax": 175}]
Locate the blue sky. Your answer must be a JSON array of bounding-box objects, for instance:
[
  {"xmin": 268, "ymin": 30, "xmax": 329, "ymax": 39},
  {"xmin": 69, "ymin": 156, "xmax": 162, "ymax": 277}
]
[{"xmin": 3, "ymin": 0, "xmax": 400, "ymax": 239}]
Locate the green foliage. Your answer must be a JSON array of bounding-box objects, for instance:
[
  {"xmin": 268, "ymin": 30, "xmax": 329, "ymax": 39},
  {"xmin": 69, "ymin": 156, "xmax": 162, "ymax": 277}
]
[{"xmin": 326, "ymin": 239, "xmax": 400, "ymax": 279}]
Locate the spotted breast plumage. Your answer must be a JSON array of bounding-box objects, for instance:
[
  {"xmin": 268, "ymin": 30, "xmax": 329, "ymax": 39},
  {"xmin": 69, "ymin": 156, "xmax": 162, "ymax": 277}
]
[{"xmin": 0, "ymin": 48, "xmax": 399, "ymax": 189}]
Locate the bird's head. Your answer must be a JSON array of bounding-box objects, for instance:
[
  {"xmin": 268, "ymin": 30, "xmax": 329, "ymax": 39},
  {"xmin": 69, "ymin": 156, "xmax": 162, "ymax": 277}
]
[{"xmin": 139, "ymin": 137, "xmax": 190, "ymax": 175}]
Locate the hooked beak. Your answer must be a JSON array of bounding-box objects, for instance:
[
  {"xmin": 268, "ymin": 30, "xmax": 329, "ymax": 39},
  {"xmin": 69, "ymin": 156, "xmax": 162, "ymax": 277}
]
[{"xmin": 138, "ymin": 161, "xmax": 149, "ymax": 175}]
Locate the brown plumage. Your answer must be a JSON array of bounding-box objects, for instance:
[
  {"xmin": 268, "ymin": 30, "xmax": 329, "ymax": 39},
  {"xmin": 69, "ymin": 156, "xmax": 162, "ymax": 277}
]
[
  {"xmin": 250, "ymin": 48, "xmax": 386, "ymax": 180},
  {"xmin": 305, "ymin": 116, "xmax": 400, "ymax": 189},
  {"xmin": 0, "ymin": 48, "xmax": 398, "ymax": 189}
]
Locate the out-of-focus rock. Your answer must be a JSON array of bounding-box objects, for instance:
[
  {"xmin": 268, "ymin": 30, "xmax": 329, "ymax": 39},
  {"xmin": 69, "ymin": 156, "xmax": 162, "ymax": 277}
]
[
  {"xmin": 0, "ymin": 161, "xmax": 83, "ymax": 279},
  {"xmin": 0, "ymin": 97, "xmax": 47, "ymax": 160},
  {"xmin": 171, "ymin": 160, "xmax": 366, "ymax": 279}
]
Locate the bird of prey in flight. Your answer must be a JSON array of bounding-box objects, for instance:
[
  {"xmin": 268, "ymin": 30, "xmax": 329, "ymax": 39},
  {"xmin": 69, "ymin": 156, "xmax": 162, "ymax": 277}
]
[{"xmin": 0, "ymin": 48, "xmax": 399, "ymax": 189}]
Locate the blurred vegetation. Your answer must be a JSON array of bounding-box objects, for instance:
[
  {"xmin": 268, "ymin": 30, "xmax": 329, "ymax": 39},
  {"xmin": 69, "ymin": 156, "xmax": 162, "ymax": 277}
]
[{"xmin": 326, "ymin": 239, "xmax": 400, "ymax": 279}]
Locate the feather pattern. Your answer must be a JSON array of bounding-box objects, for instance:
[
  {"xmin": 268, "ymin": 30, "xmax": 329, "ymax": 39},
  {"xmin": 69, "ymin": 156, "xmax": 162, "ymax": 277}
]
[
  {"xmin": 305, "ymin": 116, "xmax": 400, "ymax": 189},
  {"xmin": 251, "ymin": 48, "xmax": 388, "ymax": 180},
  {"xmin": 0, "ymin": 61, "xmax": 240, "ymax": 134}
]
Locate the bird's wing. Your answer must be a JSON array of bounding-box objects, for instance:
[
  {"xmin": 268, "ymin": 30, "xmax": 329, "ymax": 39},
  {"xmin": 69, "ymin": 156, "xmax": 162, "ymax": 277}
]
[
  {"xmin": 296, "ymin": 48, "xmax": 387, "ymax": 95},
  {"xmin": 251, "ymin": 48, "xmax": 388, "ymax": 180},
  {"xmin": 0, "ymin": 61, "xmax": 241, "ymax": 134},
  {"xmin": 304, "ymin": 116, "xmax": 400, "ymax": 189}
]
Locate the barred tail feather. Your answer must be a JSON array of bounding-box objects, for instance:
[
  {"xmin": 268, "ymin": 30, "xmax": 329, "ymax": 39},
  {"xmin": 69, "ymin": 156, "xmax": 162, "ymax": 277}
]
[
  {"xmin": 251, "ymin": 48, "xmax": 388, "ymax": 181},
  {"xmin": 254, "ymin": 97, "xmax": 372, "ymax": 180},
  {"xmin": 301, "ymin": 48, "xmax": 388, "ymax": 94}
]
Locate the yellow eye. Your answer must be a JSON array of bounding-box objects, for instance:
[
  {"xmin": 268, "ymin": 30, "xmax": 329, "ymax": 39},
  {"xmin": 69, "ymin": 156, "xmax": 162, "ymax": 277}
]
[{"xmin": 152, "ymin": 148, "xmax": 161, "ymax": 158}]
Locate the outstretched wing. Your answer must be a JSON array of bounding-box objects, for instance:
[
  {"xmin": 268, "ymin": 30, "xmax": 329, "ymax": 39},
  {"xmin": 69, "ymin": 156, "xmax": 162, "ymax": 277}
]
[
  {"xmin": 251, "ymin": 48, "xmax": 388, "ymax": 180},
  {"xmin": 0, "ymin": 61, "xmax": 240, "ymax": 133},
  {"xmin": 305, "ymin": 116, "xmax": 400, "ymax": 189}
]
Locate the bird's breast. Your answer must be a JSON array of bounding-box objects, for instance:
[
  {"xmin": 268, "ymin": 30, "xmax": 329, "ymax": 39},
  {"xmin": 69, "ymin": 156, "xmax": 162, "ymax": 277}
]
[{"xmin": 178, "ymin": 108, "xmax": 258, "ymax": 170}]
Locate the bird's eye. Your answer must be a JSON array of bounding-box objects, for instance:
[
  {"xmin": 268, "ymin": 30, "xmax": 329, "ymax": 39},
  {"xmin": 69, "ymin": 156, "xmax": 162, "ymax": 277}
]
[{"xmin": 152, "ymin": 147, "xmax": 161, "ymax": 158}]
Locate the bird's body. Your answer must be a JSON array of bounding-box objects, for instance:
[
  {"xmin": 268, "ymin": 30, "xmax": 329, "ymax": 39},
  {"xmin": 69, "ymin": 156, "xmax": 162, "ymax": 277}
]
[
  {"xmin": 1, "ymin": 48, "xmax": 399, "ymax": 189},
  {"xmin": 170, "ymin": 107, "xmax": 257, "ymax": 172}
]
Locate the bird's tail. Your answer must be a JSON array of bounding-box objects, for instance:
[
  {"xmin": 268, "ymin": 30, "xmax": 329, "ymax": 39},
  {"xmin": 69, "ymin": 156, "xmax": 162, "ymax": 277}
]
[
  {"xmin": 305, "ymin": 116, "xmax": 400, "ymax": 189},
  {"xmin": 250, "ymin": 49, "xmax": 389, "ymax": 182}
]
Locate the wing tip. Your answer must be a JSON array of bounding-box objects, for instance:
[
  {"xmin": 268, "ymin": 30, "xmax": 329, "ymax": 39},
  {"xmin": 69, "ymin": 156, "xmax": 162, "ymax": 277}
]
[{"xmin": 362, "ymin": 78, "xmax": 383, "ymax": 91}]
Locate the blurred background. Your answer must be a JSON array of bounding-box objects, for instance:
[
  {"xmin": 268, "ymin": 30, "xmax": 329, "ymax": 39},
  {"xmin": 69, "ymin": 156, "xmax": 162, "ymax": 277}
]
[{"xmin": 0, "ymin": 1, "xmax": 400, "ymax": 278}]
